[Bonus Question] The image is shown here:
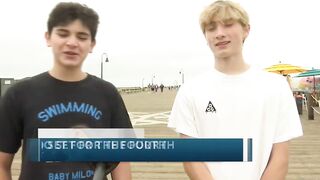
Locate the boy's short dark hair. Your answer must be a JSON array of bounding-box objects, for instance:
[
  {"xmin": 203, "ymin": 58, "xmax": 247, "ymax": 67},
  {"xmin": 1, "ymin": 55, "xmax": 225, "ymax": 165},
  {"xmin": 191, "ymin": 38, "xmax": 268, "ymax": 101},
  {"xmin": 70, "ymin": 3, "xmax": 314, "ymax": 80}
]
[{"xmin": 47, "ymin": 2, "xmax": 99, "ymax": 42}]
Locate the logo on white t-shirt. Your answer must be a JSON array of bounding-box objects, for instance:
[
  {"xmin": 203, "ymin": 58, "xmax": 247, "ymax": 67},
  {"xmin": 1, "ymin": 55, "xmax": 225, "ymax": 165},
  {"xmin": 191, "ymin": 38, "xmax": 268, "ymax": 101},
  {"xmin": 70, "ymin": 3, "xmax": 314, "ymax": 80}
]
[{"xmin": 205, "ymin": 101, "xmax": 216, "ymax": 113}]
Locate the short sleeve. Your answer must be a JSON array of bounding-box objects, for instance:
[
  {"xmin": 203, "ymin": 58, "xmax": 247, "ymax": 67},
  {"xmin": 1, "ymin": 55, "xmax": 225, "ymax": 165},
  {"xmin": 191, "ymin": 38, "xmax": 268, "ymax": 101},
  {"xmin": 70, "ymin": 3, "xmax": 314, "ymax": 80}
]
[
  {"xmin": 273, "ymin": 78, "xmax": 303, "ymax": 143},
  {"xmin": 168, "ymin": 86, "xmax": 198, "ymax": 137},
  {"xmin": 110, "ymin": 87, "xmax": 132, "ymax": 129},
  {"xmin": 0, "ymin": 87, "xmax": 23, "ymax": 153}
]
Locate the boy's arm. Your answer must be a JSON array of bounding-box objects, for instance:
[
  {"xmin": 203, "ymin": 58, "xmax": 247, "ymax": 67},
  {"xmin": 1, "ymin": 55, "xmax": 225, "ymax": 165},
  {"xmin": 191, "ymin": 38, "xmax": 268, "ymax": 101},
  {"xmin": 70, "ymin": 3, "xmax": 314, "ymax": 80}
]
[
  {"xmin": 0, "ymin": 151, "xmax": 14, "ymax": 180},
  {"xmin": 111, "ymin": 162, "xmax": 132, "ymax": 180},
  {"xmin": 181, "ymin": 134, "xmax": 214, "ymax": 180},
  {"xmin": 261, "ymin": 141, "xmax": 289, "ymax": 180}
]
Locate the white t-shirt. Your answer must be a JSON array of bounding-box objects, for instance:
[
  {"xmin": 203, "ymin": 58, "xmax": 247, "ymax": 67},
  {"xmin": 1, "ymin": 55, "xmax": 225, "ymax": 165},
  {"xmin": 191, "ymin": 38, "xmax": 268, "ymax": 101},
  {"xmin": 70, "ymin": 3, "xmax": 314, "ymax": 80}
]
[{"xmin": 168, "ymin": 67, "xmax": 303, "ymax": 180}]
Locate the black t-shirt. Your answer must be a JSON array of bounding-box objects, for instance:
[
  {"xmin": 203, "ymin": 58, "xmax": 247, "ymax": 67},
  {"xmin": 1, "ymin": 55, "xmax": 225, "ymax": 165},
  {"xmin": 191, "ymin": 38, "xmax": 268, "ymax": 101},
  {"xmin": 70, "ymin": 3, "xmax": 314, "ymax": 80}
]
[{"xmin": 0, "ymin": 72, "xmax": 132, "ymax": 180}]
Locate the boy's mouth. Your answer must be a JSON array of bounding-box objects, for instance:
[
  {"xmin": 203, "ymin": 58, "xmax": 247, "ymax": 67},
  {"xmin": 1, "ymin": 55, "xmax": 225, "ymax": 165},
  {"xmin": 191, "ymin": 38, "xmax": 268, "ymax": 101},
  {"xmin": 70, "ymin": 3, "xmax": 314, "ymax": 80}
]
[
  {"xmin": 215, "ymin": 41, "xmax": 230, "ymax": 46},
  {"xmin": 64, "ymin": 51, "xmax": 79, "ymax": 55}
]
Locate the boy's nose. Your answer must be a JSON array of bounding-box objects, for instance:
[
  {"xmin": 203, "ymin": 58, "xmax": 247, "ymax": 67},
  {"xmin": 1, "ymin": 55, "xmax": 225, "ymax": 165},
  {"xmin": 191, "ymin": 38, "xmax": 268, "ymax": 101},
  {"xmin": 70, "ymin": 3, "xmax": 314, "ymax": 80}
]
[
  {"xmin": 215, "ymin": 25, "xmax": 226, "ymax": 40},
  {"xmin": 66, "ymin": 36, "xmax": 79, "ymax": 47}
]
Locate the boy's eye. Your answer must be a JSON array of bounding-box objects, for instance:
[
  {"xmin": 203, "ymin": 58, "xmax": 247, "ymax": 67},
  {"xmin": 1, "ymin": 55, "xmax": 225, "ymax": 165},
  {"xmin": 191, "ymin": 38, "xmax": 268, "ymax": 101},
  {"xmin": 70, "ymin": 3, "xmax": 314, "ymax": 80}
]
[
  {"xmin": 223, "ymin": 20, "xmax": 235, "ymax": 27},
  {"xmin": 78, "ymin": 35, "xmax": 89, "ymax": 40},
  {"xmin": 206, "ymin": 24, "xmax": 216, "ymax": 31},
  {"xmin": 224, "ymin": 23, "xmax": 233, "ymax": 27},
  {"xmin": 224, "ymin": 22, "xmax": 234, "ymax": 26},
  {"xmin": 57, "ymin": 33, "xmax": 69, "ymax": 37}
]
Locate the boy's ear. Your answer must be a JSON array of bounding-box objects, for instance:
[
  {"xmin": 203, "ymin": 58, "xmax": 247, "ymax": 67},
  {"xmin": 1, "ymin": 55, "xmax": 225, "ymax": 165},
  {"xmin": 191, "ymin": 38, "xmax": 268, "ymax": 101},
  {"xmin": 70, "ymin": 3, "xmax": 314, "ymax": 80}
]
[
  {"xmin": 242, "ymin": 24, "xmax": 250, "ymax": 43},
  {"xmin": 45, "ymin": 32, "xmax": 51, "ymax": 47},
  {"xmin": 244, "ymin": 24, "xmax": 250, "ymax": 38}
]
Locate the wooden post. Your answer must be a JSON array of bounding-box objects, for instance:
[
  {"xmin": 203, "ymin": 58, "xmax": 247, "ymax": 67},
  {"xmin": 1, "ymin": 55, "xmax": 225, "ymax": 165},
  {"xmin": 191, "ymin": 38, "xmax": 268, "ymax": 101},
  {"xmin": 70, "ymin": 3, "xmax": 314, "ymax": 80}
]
[{"xmin": 307, "ymin": 93, "xmax": 314, "ymax": 120}]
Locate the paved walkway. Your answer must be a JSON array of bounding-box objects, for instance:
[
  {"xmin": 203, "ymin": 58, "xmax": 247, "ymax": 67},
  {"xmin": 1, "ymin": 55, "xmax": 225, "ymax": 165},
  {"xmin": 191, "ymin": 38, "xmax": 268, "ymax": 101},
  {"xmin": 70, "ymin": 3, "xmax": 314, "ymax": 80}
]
[{"xmin": 11, "ymin": 90, "xmax": 320, "ymax": 179}]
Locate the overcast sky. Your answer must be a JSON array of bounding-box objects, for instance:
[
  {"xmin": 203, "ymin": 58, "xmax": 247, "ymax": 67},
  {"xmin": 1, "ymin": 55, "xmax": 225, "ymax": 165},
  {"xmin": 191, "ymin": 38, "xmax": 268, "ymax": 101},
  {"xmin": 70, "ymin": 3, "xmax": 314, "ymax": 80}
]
[{"xmin": 0, "ymin": 0, "xmax": 319, "ymax": 87}]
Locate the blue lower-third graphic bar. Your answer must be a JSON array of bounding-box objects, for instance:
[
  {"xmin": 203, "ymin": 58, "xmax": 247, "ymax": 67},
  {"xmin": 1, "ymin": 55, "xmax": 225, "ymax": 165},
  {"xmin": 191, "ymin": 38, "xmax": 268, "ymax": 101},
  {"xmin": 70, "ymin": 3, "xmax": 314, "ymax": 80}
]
[{"xmin": 27, "ymin": 138, "xmax": 253, "ymax": 162}]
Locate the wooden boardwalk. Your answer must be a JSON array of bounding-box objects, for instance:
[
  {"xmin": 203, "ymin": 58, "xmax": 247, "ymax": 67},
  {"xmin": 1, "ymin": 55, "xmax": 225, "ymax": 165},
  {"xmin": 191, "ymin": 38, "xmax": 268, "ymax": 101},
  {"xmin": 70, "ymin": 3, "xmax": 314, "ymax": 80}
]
[
  {"xmin": 11, "ymin": 90, "xmax": 320, "ymax": 179},
  {"xmin": 129, "ymin": 112, "xmax": 320, "ymax": 180}
]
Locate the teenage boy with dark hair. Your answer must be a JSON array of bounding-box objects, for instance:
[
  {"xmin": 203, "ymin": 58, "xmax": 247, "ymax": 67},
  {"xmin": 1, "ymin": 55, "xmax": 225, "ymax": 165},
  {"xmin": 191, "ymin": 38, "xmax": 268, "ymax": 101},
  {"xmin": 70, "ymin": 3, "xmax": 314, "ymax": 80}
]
[{"xmin": 0, "ymin": 2, "xmax": 132, "ymax": 179}]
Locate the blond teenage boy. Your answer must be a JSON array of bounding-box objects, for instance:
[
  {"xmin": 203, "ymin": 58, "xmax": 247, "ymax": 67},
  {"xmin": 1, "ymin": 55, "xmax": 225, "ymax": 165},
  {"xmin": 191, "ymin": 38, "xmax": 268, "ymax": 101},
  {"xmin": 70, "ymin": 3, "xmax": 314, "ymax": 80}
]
[{"xmin": 168, "ymin": 1, "xmax": 303, "ymax": 179}]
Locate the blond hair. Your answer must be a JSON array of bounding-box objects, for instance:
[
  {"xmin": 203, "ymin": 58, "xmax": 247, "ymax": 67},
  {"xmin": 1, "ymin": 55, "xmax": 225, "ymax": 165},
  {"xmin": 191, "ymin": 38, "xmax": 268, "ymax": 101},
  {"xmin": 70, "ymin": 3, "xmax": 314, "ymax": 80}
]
[{"xmin": 200, "ymin": 0, "xmax": 249, "ymax": 34}]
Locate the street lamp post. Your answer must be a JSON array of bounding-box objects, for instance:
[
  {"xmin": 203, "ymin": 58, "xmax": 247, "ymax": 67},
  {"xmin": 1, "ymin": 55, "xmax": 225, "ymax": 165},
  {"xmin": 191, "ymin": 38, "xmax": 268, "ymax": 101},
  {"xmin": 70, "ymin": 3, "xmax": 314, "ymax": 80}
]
[
  {"xmin": 95, "ymin": 54, "xmax": 109, "ymax": 179},
  {"xmin": 101, "ymin": 53, "xmax": 109, "ymax": 79},
  {"xmin": 179, "ymin": 69, "xmax": 184, "ymax": 85},
  {"xmin": 142, "ymin": 78, "xmax": 144, "ymax": 90},
  {"xmin": 151, "ymin": 75, "xmax": 155, "ymax": 85}
]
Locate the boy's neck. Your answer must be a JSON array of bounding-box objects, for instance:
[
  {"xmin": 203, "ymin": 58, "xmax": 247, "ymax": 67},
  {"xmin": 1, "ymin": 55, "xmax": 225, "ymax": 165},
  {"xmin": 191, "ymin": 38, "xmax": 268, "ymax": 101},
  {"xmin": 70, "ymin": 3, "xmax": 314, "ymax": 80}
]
[
  {"xmin": 214, "ymin": 54, "xmax": 249, "ymax": 75},
  {"xmin": 49, "ymin": 66, "xmax": 87, "ymax": 82}
]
